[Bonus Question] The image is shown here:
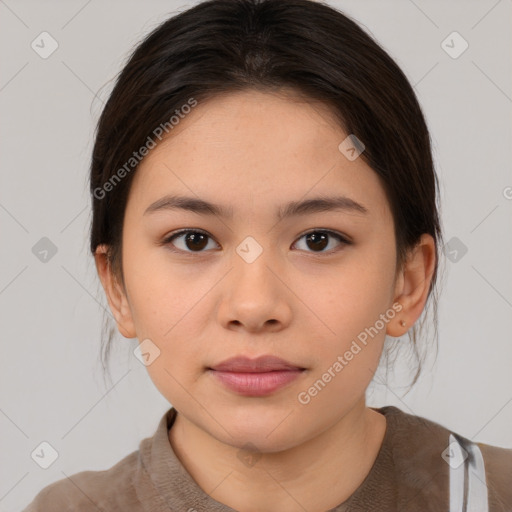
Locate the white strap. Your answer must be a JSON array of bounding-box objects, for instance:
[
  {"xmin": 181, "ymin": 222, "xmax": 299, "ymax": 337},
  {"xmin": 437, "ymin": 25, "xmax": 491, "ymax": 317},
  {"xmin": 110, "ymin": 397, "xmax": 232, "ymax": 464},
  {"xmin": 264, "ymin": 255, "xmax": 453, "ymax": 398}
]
[
  {"xmin": 465, "ymin": 437, "xmax": 489, "ymax": 511},
  {"xmin": 449, "ymin": 433, "xmax": 489, "ymax": 512}
]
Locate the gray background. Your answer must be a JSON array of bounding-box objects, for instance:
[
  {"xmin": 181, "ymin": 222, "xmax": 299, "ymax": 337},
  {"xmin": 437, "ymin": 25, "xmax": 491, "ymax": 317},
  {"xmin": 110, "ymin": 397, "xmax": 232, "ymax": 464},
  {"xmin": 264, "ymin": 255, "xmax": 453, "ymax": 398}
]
[{"xmin": 1, "ymin": 0, "xmax": 511, "ymax": 510}]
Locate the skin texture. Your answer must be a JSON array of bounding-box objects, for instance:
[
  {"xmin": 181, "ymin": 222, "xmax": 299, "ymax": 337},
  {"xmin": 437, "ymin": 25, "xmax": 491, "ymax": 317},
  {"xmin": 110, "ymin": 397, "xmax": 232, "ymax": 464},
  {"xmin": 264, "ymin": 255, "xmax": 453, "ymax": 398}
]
[{"xmin": 95, "ymin": 88, "xmax": 436, "ymax": 512}]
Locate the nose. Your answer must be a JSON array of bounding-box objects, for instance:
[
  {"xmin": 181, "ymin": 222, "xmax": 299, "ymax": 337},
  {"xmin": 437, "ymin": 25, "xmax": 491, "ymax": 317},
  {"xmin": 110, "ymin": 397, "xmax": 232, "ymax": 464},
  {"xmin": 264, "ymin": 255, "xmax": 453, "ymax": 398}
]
[{"xmin": 217, "ymin": 249, "xmax": 292, "ymax": 334}]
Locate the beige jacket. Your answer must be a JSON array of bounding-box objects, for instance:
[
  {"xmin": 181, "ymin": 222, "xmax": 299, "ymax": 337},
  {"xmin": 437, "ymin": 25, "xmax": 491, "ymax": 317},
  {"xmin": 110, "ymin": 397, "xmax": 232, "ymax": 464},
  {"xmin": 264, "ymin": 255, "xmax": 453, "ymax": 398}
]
[{"xmin": 22, "ymin": 405, "xmax": 512, "ymax": 511}]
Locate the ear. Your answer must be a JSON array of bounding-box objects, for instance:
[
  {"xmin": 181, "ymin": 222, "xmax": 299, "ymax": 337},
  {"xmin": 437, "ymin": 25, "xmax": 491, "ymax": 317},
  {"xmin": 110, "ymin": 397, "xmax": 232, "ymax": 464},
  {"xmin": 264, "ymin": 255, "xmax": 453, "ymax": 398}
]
[
  {"xmin": 94, "ymin": 244, "xmax": 137, "ymax": 339},
  {"xmin": 386, "ymin": 234, "xmax": 436, "ymax": 337}
]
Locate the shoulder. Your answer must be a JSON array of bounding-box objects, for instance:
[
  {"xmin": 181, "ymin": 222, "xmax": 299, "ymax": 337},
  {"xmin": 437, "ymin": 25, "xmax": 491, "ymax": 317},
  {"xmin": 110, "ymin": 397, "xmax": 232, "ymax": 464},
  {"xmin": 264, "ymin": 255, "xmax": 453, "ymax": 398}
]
[
  {"xmin": 22, "ymin": 449, "xmax": 142, "ymax": 512},
  {"xmin": 477, "ymin": 441, "xmax": 512, "ymax": 510},
  {"xmin": 376, "ymin": 406, "xmax": 512, "ymax": 511},
  {"xmin": 377, "ymin": 406, "xmax": 453, "ymax": 507}
]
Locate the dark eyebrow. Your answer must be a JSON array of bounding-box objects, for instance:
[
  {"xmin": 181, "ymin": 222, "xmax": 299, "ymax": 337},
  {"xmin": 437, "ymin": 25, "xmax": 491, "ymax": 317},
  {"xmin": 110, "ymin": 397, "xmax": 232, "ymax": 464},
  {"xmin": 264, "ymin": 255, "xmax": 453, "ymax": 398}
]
[
  {"xmin": 144, "ymin": 195, "xmax": 234, "ymax": 218},
  {"xmin": 277, "ymin": 195, "xmax": 368, "ymax": 219},
  {"xmin": 143, "ymin": 194, "xmax": 368, "ymax": 219}
]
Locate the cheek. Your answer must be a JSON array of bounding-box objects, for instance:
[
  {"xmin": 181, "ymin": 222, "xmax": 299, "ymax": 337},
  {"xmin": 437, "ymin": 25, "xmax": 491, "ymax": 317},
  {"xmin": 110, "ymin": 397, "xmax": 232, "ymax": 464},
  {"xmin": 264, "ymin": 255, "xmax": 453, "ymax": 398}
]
[
  {"xmin": 122, "ymin": 240, "xmax": 208, "ymax": 335},
  {"xmin": 302, "ymin": 258, "xmax": 394, "ymax": 342},
  {"xmin": 295, "ymin": 267, "xmax": 391, "ymax": 410},
  {"xmin": 292, "ymin": 253, "xmax": 396, "ymax": 394},
  {"xmin": 123, "ymin": 256, "xmax": 220, "ymax": 383}
]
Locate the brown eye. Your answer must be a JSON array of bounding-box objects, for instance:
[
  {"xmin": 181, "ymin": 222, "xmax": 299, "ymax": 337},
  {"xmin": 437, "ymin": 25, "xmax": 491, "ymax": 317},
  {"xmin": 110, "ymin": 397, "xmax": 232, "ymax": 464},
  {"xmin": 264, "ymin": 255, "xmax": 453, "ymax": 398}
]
[
  {"xmin": 164, "ymin": 230, "xmax": 218, "ymax": 253},
  {"xmin": 293, "ymin": 230, "xmax": 350, "ymax": 254}
]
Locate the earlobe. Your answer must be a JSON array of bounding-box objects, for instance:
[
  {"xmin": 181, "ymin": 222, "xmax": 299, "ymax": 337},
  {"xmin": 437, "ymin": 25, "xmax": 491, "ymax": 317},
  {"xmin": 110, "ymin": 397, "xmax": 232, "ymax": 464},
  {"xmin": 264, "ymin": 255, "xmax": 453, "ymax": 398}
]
[
  {"xmin": 94, "ymin": 245, "xmax": 137, "ymax": 339},
  {"xmin": 387, "ymin": 234, "xmax": 436, "ymax": 338}
]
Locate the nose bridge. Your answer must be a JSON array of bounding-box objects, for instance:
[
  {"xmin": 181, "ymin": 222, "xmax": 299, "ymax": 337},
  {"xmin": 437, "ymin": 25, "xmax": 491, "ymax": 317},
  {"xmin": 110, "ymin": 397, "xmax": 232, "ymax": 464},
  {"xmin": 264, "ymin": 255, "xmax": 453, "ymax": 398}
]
[
  {"xmin": 219, "ymin": 238, "xmax": 292, "ymax": 331},
  {"xmin": 231, "ymin": 238, "xmax": 279, "ymax": 299}
]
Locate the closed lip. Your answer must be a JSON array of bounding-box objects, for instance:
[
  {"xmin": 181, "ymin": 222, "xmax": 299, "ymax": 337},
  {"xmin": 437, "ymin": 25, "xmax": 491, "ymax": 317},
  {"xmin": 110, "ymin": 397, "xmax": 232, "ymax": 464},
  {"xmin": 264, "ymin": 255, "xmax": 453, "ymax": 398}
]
[{"xmin": 208, "ymin": 355, "xmax": 305, "ymax": 373}]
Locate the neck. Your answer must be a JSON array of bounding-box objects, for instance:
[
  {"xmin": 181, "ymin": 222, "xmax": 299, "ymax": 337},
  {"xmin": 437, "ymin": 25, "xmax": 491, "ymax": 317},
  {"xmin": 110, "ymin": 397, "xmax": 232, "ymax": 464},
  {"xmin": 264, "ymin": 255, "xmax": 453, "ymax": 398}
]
[{"xmin": 168, "ymin": 399, "xmax": 386, "ymax": 512}]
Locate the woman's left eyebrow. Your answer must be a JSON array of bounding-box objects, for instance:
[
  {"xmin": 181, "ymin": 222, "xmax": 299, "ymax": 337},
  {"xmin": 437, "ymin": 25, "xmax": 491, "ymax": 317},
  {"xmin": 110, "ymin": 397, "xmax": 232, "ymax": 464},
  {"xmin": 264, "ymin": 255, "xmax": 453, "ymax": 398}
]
[{"xmin": 143, "ymin": 194, "xmax": 369, "ymax": 219}]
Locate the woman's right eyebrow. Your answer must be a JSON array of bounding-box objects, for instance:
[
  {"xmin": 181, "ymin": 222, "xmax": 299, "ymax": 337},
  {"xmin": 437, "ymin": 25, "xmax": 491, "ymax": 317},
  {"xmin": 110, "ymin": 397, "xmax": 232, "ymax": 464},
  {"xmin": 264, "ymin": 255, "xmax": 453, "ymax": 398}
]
[{"xmin": 143, "ymin": 194, "xmax": 369, "ymax": 219}]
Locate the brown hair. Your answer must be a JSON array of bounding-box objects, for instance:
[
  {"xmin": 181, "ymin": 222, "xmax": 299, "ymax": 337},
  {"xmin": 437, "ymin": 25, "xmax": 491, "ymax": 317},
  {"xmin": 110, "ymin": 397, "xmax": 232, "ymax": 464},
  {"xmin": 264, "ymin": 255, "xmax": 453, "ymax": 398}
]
[{"xmin": 89, "ymin": 0, "xmax": 444, "ymax": 390}]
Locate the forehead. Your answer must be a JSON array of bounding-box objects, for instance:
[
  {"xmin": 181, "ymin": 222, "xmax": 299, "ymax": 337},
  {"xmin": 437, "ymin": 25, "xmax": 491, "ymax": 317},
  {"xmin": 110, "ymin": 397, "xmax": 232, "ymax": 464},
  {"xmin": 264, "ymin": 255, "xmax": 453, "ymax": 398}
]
[{"xmin": 126, "ymin": 89, "xmax": 392, "ymax": 225}]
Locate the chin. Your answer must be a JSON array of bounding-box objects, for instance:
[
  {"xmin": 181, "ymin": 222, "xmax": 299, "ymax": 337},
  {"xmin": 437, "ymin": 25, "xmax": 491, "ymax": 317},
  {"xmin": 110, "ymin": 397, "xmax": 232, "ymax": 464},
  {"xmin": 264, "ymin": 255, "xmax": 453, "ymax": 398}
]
[{"xmin": 211, "ymin": 403, "xmax": 310, "ymax": 452}]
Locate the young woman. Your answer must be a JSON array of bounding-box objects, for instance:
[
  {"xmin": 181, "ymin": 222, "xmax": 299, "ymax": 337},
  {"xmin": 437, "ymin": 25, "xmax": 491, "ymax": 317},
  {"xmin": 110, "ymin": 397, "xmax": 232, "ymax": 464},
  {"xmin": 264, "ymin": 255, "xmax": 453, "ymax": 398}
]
[{"xmin": 23, "ymin": 0, "xmax": 511, "ymax": 510}]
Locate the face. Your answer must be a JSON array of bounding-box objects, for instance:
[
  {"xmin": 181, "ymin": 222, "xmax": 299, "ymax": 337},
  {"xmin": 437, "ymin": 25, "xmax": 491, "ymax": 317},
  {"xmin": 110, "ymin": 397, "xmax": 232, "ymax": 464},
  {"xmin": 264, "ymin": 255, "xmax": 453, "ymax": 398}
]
[{"xmin": 103, "ymin": 89, "xmax": 406, "ymax": 452}]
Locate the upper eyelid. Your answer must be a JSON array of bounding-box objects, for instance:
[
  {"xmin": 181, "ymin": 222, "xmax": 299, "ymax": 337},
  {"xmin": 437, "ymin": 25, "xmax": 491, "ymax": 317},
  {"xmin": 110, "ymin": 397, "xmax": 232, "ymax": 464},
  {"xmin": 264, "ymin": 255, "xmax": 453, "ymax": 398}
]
[{"xmin": 295, "ymin": 228, "xmax": 349, "ymax": 241}]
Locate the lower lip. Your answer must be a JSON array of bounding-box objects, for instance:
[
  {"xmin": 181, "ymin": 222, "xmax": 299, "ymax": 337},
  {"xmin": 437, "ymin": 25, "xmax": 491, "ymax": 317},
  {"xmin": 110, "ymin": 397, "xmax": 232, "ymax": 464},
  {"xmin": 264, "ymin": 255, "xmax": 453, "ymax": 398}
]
[{"xmin": 209, "ymin": 369, "xmax": 304, "ymax": 396}]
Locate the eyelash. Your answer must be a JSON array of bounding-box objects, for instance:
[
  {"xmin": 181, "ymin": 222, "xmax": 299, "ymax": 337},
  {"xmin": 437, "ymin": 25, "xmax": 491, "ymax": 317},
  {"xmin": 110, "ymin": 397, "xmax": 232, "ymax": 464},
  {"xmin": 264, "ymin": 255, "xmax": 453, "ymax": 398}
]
[{"xmin": 161, "ymin": 228, "xmax": 352, "ymax": 255}]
